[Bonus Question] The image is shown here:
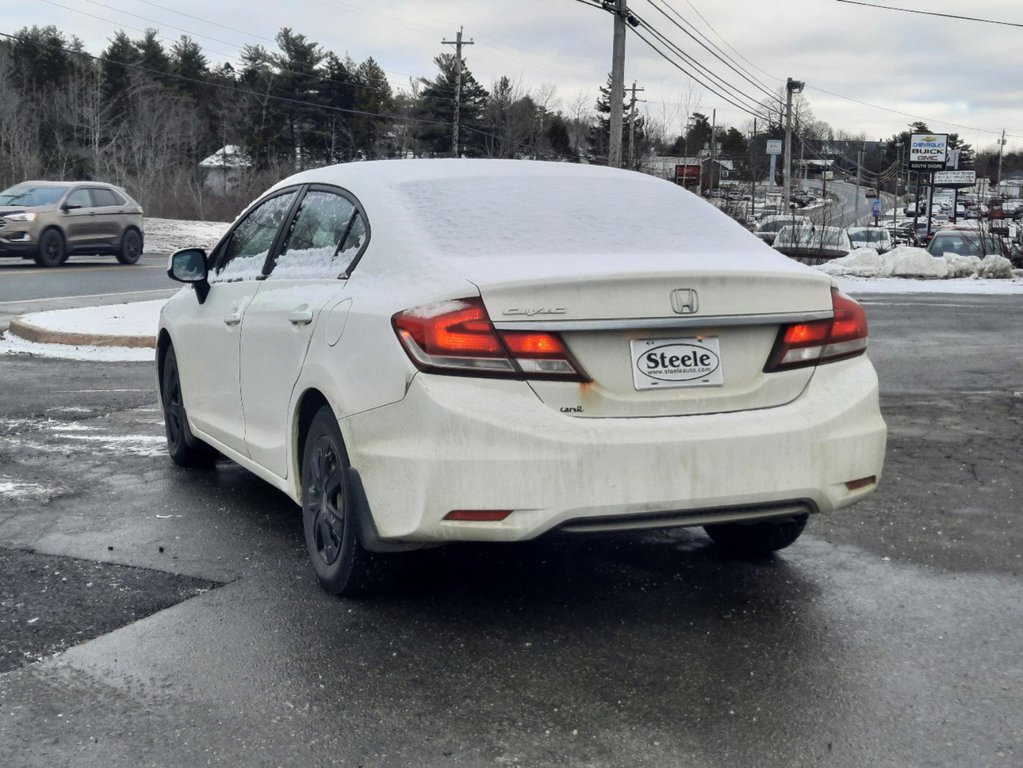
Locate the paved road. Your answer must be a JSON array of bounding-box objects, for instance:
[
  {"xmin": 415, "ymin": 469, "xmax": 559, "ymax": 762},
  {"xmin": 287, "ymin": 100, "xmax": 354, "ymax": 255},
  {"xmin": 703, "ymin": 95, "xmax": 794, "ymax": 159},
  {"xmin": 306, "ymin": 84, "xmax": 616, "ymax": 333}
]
[
  {"xmin": 0, "ymin": 293, "xmax": 1020, "ymax": 767},
  {"xmin": 0, "ymin": 254, "xmax": 177, "ymax": 330}
]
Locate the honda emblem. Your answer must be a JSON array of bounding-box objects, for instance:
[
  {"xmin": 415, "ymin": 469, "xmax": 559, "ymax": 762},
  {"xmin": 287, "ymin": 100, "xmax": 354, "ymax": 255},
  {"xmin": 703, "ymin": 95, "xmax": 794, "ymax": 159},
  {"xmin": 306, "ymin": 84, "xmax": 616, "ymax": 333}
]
[{"xmin": 670, "ymin": 288, "xmax": 699, "ymax": 315}]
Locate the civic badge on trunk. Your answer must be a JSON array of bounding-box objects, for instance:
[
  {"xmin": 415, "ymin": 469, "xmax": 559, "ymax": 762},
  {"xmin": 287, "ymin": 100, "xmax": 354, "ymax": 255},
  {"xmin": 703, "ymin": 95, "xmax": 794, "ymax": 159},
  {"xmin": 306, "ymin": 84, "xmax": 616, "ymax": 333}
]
[{"xmin": 670, "ymin": 288, "xmax": 699, "ymax": 315}]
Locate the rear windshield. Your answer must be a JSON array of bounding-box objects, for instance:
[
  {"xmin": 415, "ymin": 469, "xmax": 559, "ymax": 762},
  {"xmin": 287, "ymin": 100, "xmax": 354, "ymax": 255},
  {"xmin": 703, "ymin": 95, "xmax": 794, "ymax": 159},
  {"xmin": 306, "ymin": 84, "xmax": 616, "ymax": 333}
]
[
  {"xmin": 394, "ymin": 175, "xmax": 755, "ymax": 258},
  {"xmin": 0, "ymin": 184, "xmax": 69, "ymax": 207},
  {"xmin": 850, "ymin": 230, "xmax": 887, "ymax": 243}
]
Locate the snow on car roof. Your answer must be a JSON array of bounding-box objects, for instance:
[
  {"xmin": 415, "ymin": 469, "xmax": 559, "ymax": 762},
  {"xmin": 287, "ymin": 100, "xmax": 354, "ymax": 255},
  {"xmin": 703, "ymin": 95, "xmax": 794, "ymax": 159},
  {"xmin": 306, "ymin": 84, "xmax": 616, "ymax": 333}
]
[{"xmin": 269, "ymin": 160, "xmax": 810, "ymax": 274}]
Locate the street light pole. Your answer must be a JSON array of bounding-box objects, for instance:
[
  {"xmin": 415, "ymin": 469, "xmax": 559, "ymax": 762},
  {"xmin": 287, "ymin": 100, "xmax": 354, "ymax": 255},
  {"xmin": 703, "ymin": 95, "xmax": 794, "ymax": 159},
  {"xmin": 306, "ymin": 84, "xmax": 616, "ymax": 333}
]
[{"xmin": 782, "ymin": 77, "xmax": 804, "ymax": 210}]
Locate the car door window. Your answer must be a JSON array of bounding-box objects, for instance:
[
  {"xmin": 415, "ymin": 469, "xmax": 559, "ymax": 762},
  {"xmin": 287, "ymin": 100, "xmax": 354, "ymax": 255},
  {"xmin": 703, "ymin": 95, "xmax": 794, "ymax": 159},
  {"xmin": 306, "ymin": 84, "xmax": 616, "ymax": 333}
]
[
  {"xmin": 268, "ymin": 190, "xmax": 367, "ymax": 280},
  {"xmin": 89, "ymin": 188, "xmax": 119, "ymax": 207},
  {"xmin": 210, "ymin": 191, "xmax": 296, "ymax": 283},
  {"xmin": 65, "ymin": 189, "xmax": 91, "ymax": 209}
]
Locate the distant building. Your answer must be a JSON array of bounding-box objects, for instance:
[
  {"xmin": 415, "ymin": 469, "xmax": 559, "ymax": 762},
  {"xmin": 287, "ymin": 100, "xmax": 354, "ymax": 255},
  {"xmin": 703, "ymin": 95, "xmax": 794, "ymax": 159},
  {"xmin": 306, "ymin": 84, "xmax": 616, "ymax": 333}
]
[{"xmin": 199, "ymin": 145, "xmax": 251, "ymax": 194}]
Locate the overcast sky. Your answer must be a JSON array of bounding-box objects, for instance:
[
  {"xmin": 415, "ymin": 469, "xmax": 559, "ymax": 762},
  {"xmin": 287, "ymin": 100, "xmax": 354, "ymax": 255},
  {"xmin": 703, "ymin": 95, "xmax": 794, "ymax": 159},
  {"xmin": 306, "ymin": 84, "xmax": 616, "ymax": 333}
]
[{"xmin": 11, "ymin": 0, "xmax": 1023, "ymax": 153}]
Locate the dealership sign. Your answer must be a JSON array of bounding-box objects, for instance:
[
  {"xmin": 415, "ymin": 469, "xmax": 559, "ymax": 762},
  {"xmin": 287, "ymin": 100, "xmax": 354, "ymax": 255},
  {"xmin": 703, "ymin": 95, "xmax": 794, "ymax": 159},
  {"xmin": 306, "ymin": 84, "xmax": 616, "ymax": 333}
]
[
  {"xmin": 933, "ymin": 170, "xmax": 976, "ymax": 189},
  {"xmin": 766, "ymin": 139, "xmax": 782, "ymax": 155},
  {"xmin": 909, "ymin": 133, "xmax": 948, "ymax": 170}
]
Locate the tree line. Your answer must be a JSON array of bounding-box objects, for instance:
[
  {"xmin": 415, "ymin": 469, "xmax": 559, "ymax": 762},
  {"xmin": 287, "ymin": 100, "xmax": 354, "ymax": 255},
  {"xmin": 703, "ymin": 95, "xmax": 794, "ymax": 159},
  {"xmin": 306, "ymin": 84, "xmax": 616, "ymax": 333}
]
[{"xmin": 1, "ymin": 25, "xmax": 1016, "ymax": 221}]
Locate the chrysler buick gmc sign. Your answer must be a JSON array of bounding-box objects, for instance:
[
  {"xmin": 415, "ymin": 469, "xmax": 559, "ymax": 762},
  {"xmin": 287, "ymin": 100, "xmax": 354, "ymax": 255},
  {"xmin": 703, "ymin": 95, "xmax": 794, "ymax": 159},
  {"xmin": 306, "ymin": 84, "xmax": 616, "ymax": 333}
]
[{"xmin": 909, "ymin": 133, "xmax": 948, "ymax": 171}]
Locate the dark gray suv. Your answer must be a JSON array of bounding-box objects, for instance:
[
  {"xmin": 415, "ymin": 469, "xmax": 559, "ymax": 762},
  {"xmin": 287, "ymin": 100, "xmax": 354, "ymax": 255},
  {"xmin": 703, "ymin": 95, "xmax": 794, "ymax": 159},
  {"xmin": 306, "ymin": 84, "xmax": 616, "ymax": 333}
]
[{"xmin": 0, "ymin": 180, "xmax": 144, "ymax": 267}]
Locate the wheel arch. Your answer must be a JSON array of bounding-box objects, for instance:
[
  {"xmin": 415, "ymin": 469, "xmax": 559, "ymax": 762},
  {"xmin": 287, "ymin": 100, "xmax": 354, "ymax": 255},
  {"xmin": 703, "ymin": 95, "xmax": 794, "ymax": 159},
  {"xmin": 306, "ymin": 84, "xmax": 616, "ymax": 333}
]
[
  {"xmin": 293, "ymin": 388, "xmax": 334, "ymax": 500},
  {"xmin": 155, "ymin": 330, "xmax": 174, "ymax": 398}
]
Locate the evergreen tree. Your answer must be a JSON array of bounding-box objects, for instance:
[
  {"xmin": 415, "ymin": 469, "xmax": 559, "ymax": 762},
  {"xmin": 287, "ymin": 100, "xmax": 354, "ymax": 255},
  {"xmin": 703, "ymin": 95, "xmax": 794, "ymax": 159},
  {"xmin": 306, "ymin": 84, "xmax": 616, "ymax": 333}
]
[
  {"xmin": 416, "ymin": 52, "xmax": 488, "ymax": 157},
  {"xmin": 352, "ymin": 57, "xmax": 393, "ymax": 158}
]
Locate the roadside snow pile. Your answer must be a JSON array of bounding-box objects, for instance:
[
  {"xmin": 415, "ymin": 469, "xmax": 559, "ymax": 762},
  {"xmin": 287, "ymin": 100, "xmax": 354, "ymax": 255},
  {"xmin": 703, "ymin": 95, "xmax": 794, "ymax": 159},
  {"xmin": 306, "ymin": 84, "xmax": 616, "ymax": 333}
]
[
  {"xmin": 144, "ymin": 217, "xmax": 230, "ymax": 254},
  {"xmin": 817, "ymin": 246, "xmax": 1015, "ymax": 279}
]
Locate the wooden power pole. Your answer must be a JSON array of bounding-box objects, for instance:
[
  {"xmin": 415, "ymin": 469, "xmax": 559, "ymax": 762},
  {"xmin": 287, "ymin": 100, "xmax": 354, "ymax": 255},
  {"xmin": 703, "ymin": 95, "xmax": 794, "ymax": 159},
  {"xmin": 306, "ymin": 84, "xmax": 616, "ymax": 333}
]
[{"xmin": 442, "ymin": 27, "xmax": 474, "ymax": 158}]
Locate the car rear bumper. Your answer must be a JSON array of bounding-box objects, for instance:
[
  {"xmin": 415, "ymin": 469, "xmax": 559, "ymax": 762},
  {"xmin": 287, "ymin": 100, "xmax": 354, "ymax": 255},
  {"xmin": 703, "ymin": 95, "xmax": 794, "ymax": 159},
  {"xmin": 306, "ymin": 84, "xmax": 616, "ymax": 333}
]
[{"xmin": 341, "ymin": 356, "xmax": 887, "ymax": 543}]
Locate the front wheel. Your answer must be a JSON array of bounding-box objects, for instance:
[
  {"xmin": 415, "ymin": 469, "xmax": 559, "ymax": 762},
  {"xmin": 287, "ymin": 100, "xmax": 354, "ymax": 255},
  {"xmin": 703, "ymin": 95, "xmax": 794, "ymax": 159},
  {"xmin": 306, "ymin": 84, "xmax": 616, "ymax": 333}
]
[
  {"xmin": 161, "ymin": 346, "xmax": 217, "ymax": 467},
  {"xmin": 302, "ymin": 406, "xmax": 388, "ymax": 595},
  {"xmin": 704, "ymin": 515, "xmax": 808, "ymax": 556},
  {"xmin": 35, "ymin": 229, "xmax": 65, "ymax": 267},
  {"xmin": 117, "ymin": 228, "xmax": 143, "ymax": 264}
]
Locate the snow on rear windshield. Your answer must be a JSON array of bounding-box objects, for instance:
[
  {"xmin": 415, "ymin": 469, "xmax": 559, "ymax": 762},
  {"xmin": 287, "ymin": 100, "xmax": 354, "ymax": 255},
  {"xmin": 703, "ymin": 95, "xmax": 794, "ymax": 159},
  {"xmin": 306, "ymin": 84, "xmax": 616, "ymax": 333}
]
[{"xmin": 395, "ymin": 175, "xmax": 748, "ymax": 258}]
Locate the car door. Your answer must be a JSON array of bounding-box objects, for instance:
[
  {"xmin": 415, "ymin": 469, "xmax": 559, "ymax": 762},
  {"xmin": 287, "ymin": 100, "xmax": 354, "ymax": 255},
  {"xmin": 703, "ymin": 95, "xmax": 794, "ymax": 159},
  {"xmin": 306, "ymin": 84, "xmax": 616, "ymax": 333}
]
[
  {"xmin": 87, "ymin": 187, "xmax": 126, "ymax": 245},
  {"xmin": 61, "ymin": 187, "xmax": 99, "ymax": 248},
  {"xmin": 173, "ymin": 189, "xmax": 299, "ymax": 455},
  {"xmin": 239, "ymin": 186, "xmax": 368, "ymax": 478}
]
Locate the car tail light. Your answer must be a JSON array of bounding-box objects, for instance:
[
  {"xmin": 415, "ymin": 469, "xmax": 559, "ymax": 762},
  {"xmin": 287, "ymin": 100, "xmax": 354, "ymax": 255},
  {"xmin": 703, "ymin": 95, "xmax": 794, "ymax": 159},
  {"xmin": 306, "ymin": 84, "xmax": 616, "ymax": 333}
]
[
  {"xmin": 393, "ymin": 298, "xmax": 587, "ymax": 380},
  {"xmin": 764, "ymin": 288, "xmax": 868, "ymax": 372}
]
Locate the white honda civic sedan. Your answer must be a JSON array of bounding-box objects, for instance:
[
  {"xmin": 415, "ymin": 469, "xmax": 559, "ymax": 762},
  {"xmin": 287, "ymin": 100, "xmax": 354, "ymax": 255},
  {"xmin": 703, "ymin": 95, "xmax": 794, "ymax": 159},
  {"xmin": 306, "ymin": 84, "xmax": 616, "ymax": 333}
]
[{"xmin": 158, "ymin": 159, "xmax": 886, "ymax": 595}]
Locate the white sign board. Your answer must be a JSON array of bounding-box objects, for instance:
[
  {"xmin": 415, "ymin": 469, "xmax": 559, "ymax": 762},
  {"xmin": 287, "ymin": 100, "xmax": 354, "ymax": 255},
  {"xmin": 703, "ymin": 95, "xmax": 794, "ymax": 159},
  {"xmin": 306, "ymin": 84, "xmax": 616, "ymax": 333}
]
[
  {"xmin": 766, "ymin": 140, "xmax": 782, "ymax": 155},
  {"xmin": 909, "ymin": 133, "xmax": 948, "ymax": 170},
  {"xmin": 933, "ymin": 170, "xmax": 976, "ymax": 188}
]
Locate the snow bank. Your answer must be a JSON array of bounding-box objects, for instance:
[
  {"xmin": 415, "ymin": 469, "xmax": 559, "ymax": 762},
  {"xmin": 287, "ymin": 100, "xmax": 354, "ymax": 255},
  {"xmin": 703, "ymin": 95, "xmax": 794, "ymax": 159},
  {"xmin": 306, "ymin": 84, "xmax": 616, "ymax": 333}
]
[{"xmin": 817, "ymin": 246, "xmax": 1015, "ymax": 280}]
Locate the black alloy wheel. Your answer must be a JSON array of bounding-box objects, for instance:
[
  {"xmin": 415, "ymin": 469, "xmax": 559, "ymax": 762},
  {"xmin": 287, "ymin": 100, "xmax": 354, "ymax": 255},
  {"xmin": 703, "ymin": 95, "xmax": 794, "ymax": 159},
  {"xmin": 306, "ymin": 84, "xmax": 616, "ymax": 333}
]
[
  {"xmin": 35, "ymin": 229, "xmax": 65, "ymax": 267},
  {"xmin": 161, "ymin": 347, "xmax": 216, "ymax": 467},
  {"xmin": 117, "ymin": 228, "xmax": 143, "ymax": 265},
  {"xmin": 301, "ymin": 406, "xmax": 386, "ymax": 595}
]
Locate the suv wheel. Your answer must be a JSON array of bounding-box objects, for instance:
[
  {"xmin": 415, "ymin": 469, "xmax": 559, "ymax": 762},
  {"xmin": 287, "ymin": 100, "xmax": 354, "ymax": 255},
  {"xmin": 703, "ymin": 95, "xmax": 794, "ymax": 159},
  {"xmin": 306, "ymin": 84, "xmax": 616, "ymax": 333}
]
[
  {"xmin": 117, "ymin": 228, "xmax": 143, "ymax": 265},
  {"xmin": 35, "ymin": 229, "xmax": 65, "ymax": 268}
]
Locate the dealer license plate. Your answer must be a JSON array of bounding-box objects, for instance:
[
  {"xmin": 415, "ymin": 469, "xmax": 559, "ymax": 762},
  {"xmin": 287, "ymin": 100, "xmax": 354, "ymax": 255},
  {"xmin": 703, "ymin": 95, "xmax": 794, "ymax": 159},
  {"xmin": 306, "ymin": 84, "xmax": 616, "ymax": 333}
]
[{"xmin": 631, "ymin": 337, "xmax": 724, "ymax": 390}]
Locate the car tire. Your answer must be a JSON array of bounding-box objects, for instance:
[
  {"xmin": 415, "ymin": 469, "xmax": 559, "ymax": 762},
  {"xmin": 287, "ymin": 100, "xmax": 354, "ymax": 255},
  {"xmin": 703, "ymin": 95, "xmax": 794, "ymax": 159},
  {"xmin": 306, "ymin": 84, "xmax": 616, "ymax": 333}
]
[
  {"xmin": 704, "ymin": 515, "xmax": 808, "ymax": 556},
  {"xmin": 117, "ymin": 228, "xmax": 143, "ymax": 265},
  {"xmin": 302, "ymin": 406, "xmax": 388, "ymax": 596},
  {"xmin": 161, "ymin": 346, "xmax": 217, "ymax": 468},
  {"xmin": 35, "ymin": 229, "xmax": 65, "ymax": 268}
]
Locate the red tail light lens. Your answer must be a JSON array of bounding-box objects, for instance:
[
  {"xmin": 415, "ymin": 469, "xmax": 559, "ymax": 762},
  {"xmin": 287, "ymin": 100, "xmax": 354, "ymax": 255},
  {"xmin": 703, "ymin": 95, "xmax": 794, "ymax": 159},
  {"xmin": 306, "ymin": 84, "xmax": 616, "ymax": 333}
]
[
  {"xmin": 393, "ymin": 298, "xmax": 587, "ymax": 380},
  {"xmin": 765, "ymin": 288, "xmax": 868, "ymax": 371}
]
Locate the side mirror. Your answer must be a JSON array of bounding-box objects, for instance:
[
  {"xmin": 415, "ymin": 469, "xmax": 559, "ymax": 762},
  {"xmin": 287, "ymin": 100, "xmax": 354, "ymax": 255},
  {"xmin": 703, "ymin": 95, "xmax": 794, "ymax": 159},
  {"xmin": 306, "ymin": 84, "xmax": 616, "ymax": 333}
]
[
  {"xmin": 168, "ymin": 248, "xmax": 210, "ymax": 303},
  {"xmin": 61, "ymin": 202, "xmax": 82, "ymax": 211}
]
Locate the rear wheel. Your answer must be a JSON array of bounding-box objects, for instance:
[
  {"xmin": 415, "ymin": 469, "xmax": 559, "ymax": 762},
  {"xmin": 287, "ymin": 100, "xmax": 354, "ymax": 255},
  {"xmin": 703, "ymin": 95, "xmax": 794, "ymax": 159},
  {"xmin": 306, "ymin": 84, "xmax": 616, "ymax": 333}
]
[
  {"xmin": 302, "ymin": 406, "xmax": 388, "ymax": 595},
  {"xmin": 117, "ymin": 228, "xmax": 143, "ymax": 265},
  {"xmin": 161, "ymin": 346, "xmax": 217, "ymax": 467},
  {"xmin": 704, "ymin": 515, "xmax": 808, "ymax": 556},
  {"xmin": 34, "ymin": 229, "xmax": 65, "ymax": 267}
]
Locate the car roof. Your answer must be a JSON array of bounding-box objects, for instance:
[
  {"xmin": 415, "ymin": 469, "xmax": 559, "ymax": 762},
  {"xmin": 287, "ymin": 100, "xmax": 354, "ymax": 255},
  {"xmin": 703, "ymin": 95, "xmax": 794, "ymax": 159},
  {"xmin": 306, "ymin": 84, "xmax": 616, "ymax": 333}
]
[{"xmin": 254, "ymin": 159, "xmax": 826, "ymax": 278}]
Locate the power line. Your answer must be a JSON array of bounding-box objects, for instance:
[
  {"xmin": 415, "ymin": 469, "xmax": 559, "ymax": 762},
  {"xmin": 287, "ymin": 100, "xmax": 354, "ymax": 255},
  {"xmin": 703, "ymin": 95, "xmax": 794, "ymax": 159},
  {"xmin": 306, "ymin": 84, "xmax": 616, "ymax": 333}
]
[
  {"xmin": 628, "ymin": 18, "xmax": 772, "ymax": 122},
  {"xmin": 642, "ymin": 0, "xmax": 781, "ymax": 104},
  {"xmin": 835, "ymin": 0, "xmax": 1023, "ymax": 28}
]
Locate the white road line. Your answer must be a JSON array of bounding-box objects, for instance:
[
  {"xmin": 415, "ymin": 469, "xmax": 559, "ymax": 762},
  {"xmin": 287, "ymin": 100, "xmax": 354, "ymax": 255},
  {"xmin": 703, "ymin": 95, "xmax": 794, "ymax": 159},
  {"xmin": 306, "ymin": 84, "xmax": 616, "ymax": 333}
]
[{"xmin": 0, "ymin": 288, "xmax": 176, "ymax": 306}]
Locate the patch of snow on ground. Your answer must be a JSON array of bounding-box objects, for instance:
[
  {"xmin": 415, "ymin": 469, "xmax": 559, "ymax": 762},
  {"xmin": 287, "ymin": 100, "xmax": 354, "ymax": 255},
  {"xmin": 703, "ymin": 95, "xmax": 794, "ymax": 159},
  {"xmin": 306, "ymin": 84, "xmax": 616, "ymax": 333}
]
[
  {"xmin": 144, "ymin": 217, "xmax": 230, "ymax": 255},
  {"xmin": 818, "ymin": 246, "xmax": 1020, "ymax": 282},
  {"xmin": 1, "ymin": 334, "xmax": 155, "ymax": 362},
  {"xmin": 16, "ymin": 299, "xmax": 167, "ymax": 336}
]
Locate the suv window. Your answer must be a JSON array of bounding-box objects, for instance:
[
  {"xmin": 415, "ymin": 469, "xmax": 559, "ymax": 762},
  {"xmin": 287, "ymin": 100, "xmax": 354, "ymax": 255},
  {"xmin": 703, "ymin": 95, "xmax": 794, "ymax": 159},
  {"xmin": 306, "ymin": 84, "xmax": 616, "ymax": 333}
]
[
  {"xmin": 90, "ymin": 188, "xmax": 121, "ymax": 207},
  {"xmin": 269, "ymin": 190, "xmax": 366, "ymax": 280},
  {"xmin": 65, "ymin": 189, "xmax": 92, "ymax": 209},
  {"xmin": 210, "ymin": 191, "xmax": 297, "ymax": 283}
]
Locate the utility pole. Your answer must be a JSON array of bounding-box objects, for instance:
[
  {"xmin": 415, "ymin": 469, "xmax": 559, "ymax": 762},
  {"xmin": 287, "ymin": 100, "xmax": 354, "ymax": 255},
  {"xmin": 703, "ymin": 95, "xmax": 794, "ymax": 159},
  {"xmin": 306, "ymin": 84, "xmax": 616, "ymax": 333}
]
[
  {"xmin": 608, "ymin": 0, "xmax": 628, "ymax": 168},
  {"xmin": 750, "ymin": 118, "xmax": 757, "ymax": 222},
  {"xmin": 710, "ymin": 108, "xmax": 717, "ymax": 191},
  {"xmin": 996, "ymin": 129, "xmax": 1007, "ymax": 198},
  {"xmin": 442, "ymin": 27, "xmax": 474, "ymax": 158},
  {"xmin": 854, "ymin": 145, "xmax": 863, "ymax": 223},
  {"xmin": 782, "ymin": 77, "xmax": 804, "ymax": 209},
  {"xmin": 626, "ymin": 81, "xmax": 644, "ymax": 168}
]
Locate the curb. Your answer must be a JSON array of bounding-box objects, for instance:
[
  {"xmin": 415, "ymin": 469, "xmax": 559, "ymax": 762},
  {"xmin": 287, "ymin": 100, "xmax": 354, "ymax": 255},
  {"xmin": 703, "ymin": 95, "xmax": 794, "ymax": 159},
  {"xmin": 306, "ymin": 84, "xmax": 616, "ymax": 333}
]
[{"xmin": 7, "ymin": 317, "xmax": 156, "ymax": 349}]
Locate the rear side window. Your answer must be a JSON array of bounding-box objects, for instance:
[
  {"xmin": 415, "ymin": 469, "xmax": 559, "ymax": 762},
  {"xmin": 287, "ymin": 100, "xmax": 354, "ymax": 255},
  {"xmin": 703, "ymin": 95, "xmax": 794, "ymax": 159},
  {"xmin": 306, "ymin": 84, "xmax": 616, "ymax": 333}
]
[
  {"xmin": 210, "ymin": 191, "xmax": 297, "ymax": 283},
  {"xmin": 267, "ymin": 189, "xmax": 368, "ymax": 280},
  {"xmin": 90, "ymin": 188, "xmax": 120, "ymax": 207}
]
